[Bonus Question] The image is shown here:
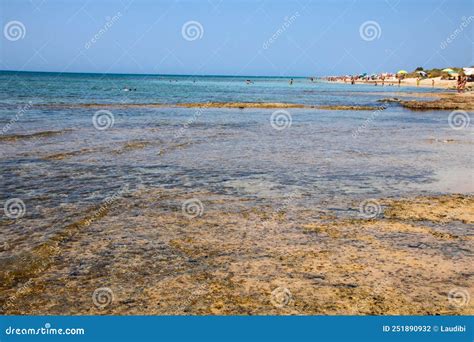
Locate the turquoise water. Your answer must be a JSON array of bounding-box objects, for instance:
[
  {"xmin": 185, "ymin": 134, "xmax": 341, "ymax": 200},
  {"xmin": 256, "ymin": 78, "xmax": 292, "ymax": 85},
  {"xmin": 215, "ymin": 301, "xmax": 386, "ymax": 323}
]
[
  {"xmin": 0, "ymin": 71, "xmax": 442, "ymax": 107},
  {"xmin": 0, "ymin": 71, "xmax": 471, "ymax": 239}
]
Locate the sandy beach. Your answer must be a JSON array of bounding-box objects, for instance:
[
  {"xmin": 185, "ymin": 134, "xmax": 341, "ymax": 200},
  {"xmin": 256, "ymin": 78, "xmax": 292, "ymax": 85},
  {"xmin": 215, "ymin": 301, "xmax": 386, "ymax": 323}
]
[{"xmin": 332, "ymin": 76, "xmax": 473, "ymax": 90}]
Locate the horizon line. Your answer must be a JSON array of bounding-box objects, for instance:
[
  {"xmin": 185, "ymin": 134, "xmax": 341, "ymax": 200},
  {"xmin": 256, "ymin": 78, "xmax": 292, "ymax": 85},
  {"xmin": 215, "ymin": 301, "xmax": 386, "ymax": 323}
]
[
  {"xmin": 2, "ymin": 66, "xmax": 469, "ymax": 78},
  {"xmin": 0, "ymin": 69, "xmax": 317, "ymax": 79}
]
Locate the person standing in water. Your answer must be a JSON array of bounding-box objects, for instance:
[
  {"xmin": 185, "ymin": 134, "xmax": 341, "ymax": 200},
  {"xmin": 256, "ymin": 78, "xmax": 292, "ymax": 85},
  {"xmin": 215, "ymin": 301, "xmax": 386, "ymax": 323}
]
[
  {"xmin": 457, "ymin": 76, "xmax": 462, "ymax": 93},
  {"xmin": 289, "ymin": 78, "xmax": 293, "ymax": 85},
  {"xmin": 457, "ymin": 75, "xmax": 467, "ymax": 93},
  {"xmin": 462, "ymin": 75, "xmax": 468, "ymax": 91}
]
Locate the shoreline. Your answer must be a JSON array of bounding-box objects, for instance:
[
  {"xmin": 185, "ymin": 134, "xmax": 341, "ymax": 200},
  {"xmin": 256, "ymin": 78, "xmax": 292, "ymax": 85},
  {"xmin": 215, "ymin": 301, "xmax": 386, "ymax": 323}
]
[{"xmin": 327, "ymin": 77, "xmax": 473, "ymax": 90}]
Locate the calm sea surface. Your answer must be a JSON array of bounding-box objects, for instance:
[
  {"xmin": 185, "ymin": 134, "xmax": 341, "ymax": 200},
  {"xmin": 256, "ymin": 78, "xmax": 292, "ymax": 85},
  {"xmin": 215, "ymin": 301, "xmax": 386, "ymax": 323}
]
[{"xmin": 0, "ymin": 71, "xmax": 472, "ymax": 244}]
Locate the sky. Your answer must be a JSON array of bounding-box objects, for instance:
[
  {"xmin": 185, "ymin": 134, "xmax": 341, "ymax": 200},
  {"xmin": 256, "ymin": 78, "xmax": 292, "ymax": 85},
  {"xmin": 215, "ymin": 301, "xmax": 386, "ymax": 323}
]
[{"xmin": 0, "ymin": 0, "xmax": 473, "ymax": 76}]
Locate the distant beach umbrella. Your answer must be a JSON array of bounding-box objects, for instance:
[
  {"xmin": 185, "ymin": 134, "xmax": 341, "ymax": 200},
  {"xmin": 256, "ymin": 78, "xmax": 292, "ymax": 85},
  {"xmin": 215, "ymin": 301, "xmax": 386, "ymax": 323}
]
[
  {"xmin": 397, "ymin": 70, "xmax": 408, "ymax": 74},
  {"xmin": 442, "ymin": 68, "xmax": 455, "ymax": 73},
  {"xmin": 463, "ymin": 67, "xmax": 474, "ymax": 76}
]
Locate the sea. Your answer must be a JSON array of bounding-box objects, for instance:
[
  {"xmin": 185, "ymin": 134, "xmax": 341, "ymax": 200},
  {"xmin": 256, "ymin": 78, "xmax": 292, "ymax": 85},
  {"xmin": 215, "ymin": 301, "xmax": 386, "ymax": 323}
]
[{"xmin": 0, "ymin": 71, "xmax": 471, "ymax": 241}]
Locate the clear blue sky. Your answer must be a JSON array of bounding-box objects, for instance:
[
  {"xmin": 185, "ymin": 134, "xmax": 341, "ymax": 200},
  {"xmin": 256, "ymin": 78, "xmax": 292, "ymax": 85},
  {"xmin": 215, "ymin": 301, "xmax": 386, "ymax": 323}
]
[{"xmin": 1, "ymin": 0, "xmax": 472, "ymax": 76}]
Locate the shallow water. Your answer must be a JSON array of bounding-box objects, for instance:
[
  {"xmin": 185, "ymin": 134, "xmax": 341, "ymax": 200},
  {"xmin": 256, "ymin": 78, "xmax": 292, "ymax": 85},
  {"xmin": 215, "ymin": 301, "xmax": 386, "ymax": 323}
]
[
  {"xmin": 0, "ymin": 72, "xmax": 472, "ymax": 315},
  {"xmin": 0, "ymin": 72, "xmax": 471, "ymax": 223}
]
